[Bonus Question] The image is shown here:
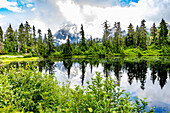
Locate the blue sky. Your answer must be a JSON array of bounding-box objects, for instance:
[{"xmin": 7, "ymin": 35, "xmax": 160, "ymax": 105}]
[{"xmin": 0, "ymin": 0, "xmax": 170, "ymax": 37}]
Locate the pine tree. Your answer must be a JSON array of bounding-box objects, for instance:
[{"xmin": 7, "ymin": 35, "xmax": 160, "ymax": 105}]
[
  {"xmin": 80, "ymin": 24, "xmax": 87, "ymax": 52},
  {"xmin": 0, "ymin": 26, "xmax": 3, "ymax": 42},
  {"xmin": 63, "ymin": 36, "xmax": 72, "ymax": 57},
  {"xmin": 102, "ymin": 20, "xmax": 110, "ymax": 46},
  {"xmin": 38, "ymin": 29, "xmax": 42, "ymax": 55},
  {"xmin": 114, "ymin": 22, "xmax": 122, "ymax": 53},
  {"xmin": 5, "ymin": 24, "xmax": 14, "ymax": 52},
  {"xmin": 135, "ymin": 25, "xmax": 140, "ymax": 47},
  {"xmin": 32, "ymin": 25, "xmax": 37, "ymax": 52},
  {"xmin": 127, "ymin": 23, "xmax": 135, "ymax": 47},
  {"xmin": 139, "ymin": 19, "xmax": 147, "ymax": 50},
  {"xmin": 13, "ymin": 30, "xmax": 18, "ymax": 52},
  {"xmin": 159, "ymin": 18, "xmax": 168, "ymax": 45},
  {"xmin": 24, "ymin": 21, "xmax": 31, "ymax": 47},
  {"xmin": 47, "ymin": 28, "xmax": 55, "ymax": 55},
  {"xmin": 42, "ymin": 34, "xmax": 48, "ymax": 57},
  {"xmin": 150, "ymin": 23, "xmax": 157, "ymax": 44},
  {"xmin": 89, "ymin": 36, "xmax": 93, "ymax": 47},
  {"xmin": 18, "ymin": 23, "xmax": 24, "ymax": 53}
]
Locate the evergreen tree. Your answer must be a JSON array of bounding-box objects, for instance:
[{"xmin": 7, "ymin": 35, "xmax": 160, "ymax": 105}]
[
  {"xmin": 159, "ymin": 18, "xmax": 168, "ymax": 45},
  {"xmin": 32, "ymin": 25, "xmax": 37, "ymax": 52},
  {"xmin": 135, "ymin": 25, "xmax": 140, "ymax": 47},
  {"xmin": 89, "ymin": 36, "xmax": 93, "ymax": 47},
  {"xmin": 127, "ymin": 23, "xmax": 135, "ymax": 47},
  {"xmin": 102, "ymin": 20, "xmax": 110, "ymax": 46},
  {"xmin": 47, "ymin": 28, "xmax": 55, "ymax": 55},
  {"xmin": 114, "ymin": 22, "xmax": 122, "ymax": 53},
  {"xmin": 63, "ymin": 36, "xmax": 72, "ymax": 57},
  {"xmin": 0, "ymin": 26, "xmax": 3, "ymax": 42},
  {"xmin": 80, "ymin": 24, "xmax": 87, "ymax": 52},
  {"xmin": 139, "ymin": 19, "xmax": 147, "ymax": 50},
  {"xmin": 42, "ymin": 34, "xmax": 48, "ymax": 57},
  {"xmin": 38, "ymin": 29, "xmax": 42, "ymax": 55},
  {"xmin": 24, "ymin": 21, "xmax": 31, "ymax": 47},
  {"xmin": 18, "ymin": 23, "xmax": 24, "ymax": 53},
  {"xmin": 13, "ymin": 30, "xmax": 18, "ymax": 52},
  {"xmin": 5, "ymin": 24, "xmax": 14, "ymax": 52},
  {"xmin": 150, "ymin": 23, "xmax": 157, "ymax": 44}
]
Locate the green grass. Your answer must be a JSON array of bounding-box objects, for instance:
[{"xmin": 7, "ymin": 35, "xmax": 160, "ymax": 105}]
[
  {"xmin": 0, "ymin": 57, "xmax": 40, "ymax": 65},
  {"xmin": 0, "ymin": 55, "xmax": 23, "ymax": 58}
]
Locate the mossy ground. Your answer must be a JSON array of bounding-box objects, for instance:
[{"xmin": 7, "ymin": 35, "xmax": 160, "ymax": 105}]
[{"xmin": 0, "ymin": 56, "xmax": 40, "ymax": 65}]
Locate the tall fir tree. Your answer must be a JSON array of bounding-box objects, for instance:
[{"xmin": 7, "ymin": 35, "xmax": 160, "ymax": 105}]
[
  {"xmin": 80, "ymin": 24, "xmax": 87, "ymax": 52},
  {"xmin": 24, "ymin": 21, "xmax": 31, "ymax": 47},
  {"xmin": 5, "ymin": 24, "xmax": 14, "ymax": 52},
  {"xmin": 63, "ymin": 36, "xmax": 72, "ymax": 57},
  {"xmin": 159, "ymin": 18, "xmax": 168, "ymax": 45},
  {"xmin": 139, "ymin": 19, "xmax": 147, "ymax": 50},
  {"xmin": 47, "ymin": 28, "xmax": 55, "ymax": 55},
  {"xmin": 32, "ymin": 25, "xmax": 37, "ymax": 52},
  {"xmin": 13, "ymin": 30, "xmax": 18, "ymax": 52},
  {"xmin": 102, "ymin": 20, "xmax": 110, "ymax": 46},
  {"xmin": 18, "ymin": 23, "xmax": 24, "ymax": 53},
  {"xmin": 38, "ymin": 29, "xmax": 42, "ymax": 55},
  {"xmin": 114, "ymin": 22, "xmax": 122, "ymax": 53},
  {"xmin": 89, "ymin": 36, "xmax": 93, "ymax": 47},
  {"xmin": 127, "ymin": 23, "xmax": 135, "ymax": 47},
  {"xmin": 135, "ymin": 25, "xmax": 140, "ymax": 47},
  {"xmin": 0, "ymin": 26, "xmax": 3, "ymax": 42},
  {"xmin": 42, "ymin": 34, "xmax": 48, "ymax": 57},
  {"xmin": 150, "ymin": 23, "xmax": 157, "ymax": 44}
]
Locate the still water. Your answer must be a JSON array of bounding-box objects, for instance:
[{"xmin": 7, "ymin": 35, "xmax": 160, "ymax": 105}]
[{"xmin": 5, "ymin": 57, "xmax": 170, "ymax": 112}]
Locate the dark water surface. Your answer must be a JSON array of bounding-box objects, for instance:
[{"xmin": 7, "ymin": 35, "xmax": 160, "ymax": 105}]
[{"xmin": 4, "ymin": 57, "xmax": 170, "ymax": 112}]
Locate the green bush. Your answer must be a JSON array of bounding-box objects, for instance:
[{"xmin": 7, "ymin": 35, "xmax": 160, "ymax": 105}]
[
  {"xmin": 0, "ymin": 64, "xmax": 154, "ymax": 112},
  {"xmin": 50, "ymin": 51, "xmax": 62, "ymax": 58}
]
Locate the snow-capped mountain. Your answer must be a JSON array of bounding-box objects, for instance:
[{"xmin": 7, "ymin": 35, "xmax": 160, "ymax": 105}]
[
  {"xmin": 54, "ymin": 23, "xmax": 80, "ymax": 45},
  {"xmin": 53, "ymin": 22, "xmax": 128, "ymax": 45}
]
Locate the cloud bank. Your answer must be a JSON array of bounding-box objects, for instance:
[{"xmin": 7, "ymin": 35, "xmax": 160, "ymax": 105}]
[
  {"xmin": 56, "ymin": 0, "xmax": 170, "ymax": 38},
  {"xmin": 0, "ymin": 0, "xmax": 22, "ymax": 12},
  {"xmin": 0, "ymin": 0, "xmax": 170, "ymax": 37}
]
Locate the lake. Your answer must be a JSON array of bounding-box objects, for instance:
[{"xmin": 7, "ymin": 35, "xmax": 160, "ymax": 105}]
[{"xmin": 3, "ymin": 57, "xmax": 170, "ymax": 112}]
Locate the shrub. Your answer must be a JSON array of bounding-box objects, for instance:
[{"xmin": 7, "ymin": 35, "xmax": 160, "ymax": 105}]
[{"xmin": 0, "ymin": 65, "xmax": 154, "ymax": 112}]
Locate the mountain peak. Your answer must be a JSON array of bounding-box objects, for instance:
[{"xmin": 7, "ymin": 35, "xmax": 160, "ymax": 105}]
[{"xmin": 54, "ymin": 23, "xmax": 80, "ymax": 45}]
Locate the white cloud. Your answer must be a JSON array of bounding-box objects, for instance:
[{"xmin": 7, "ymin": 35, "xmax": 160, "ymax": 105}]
[
  {"xmin": 56, "ymin": 0, "xmax": 170, "ymax": 38},
  {"xmin": 0, "ymin": 14, "xmax": 5, "ymax": 18},
  {"xmin": 0, "ymin": 0, "xmax": 22, "ymax": 12},
  {"xmin": 27, "ymin": 4, "xmax": 33, "ymax": 8},
  {"xmin": 1, "ymin": 0, "xmax": 170, "ymax": 38},
  {"xmin": 29, "ymin": 18, "xmax": 48, "ymax": 35},
  {"xmin": 0, "ymin": 23, "xmax": 5, "ymax": 27},
  {"xmin": 31, "ymin": 8, "xmax": 36, "ymax": 11}
]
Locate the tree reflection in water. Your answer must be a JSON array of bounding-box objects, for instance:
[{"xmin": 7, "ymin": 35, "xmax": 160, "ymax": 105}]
[{"xmin": 1, "ymin": 57, "xmax": 169, "ymax": 90}]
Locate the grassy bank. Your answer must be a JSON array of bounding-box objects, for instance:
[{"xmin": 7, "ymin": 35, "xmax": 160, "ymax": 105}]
[
  {"xmin": 0, "ymin": 57, "xmax": 40, "ymax": 65},
  {"xmin": 50, "ymin": 45, "xmax": 170, "ymax": 59}
]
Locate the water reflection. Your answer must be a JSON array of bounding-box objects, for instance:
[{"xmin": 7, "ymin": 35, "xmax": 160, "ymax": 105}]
[
  {"xmin": 2, "ymin": 57, "xmax": 170, "ymax": 90},
  {"xmin": 2, "ymin": 57, "xmax": 170, "ymax": 112},
  {"xmin": 124, "ymin": 60, "xmax": 147, "ymax": 90},
  {"xmin": 63, "ymin": 59, "xmax": 73, "ymax": 79}
]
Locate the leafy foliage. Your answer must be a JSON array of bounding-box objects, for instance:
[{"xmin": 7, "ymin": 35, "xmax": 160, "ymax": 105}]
[{"xmin": 0, "ymin": 65, "xmax": 154, "ymax": 112}]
